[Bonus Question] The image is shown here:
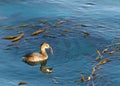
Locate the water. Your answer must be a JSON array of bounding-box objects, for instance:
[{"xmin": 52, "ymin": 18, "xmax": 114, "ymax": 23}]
[{"xmin": 0, "ymin": 0, "xmax": 120, "ymax": 86}]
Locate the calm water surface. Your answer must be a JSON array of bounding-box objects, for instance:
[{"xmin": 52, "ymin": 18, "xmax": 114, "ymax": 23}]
[{"xmin": 0, "ymin": 0, "xmax": 120, "ymax": 86}]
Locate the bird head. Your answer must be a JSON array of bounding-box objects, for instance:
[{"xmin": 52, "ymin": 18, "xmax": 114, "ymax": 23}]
[{"xmin": 41, "ymin": 42, "xmax": 54, "ymax": 55}]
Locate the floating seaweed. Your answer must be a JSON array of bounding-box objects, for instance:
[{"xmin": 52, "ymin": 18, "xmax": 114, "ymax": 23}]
[
  {"xmin": 56, "ymin": 21, "xmax": 64, "ymax": 25},
  {"xmin": 2, "ymin": 26, "xmax": 9, "ymax": 28},
  {"xmin": 12, "ymin": 33, "xmax": 24, "ymax": 42},
  {"xmin": 62, "ymin": 30, "xmax": 69, "ymax": 32},
  {"xmin": 75, "ymin": 75, "xmax": 86, "ymax": 82},
  {"xmin": 108, "ymin": 48, "xmax": 120, "ymax": 54},
  {"xmin": 102, "ymin": 43, "xmax": 120, "ymax": 54},
  {"xmin": 43, "ymin": 34, "xmax": 56, "ymax": 38},
  {"xmin": 31, "ymin": 29, "xmax": 44, "ymax": 36},
  {"xmin": 96, "ymin": 49, "xmax": 103, "ymax": 60},
  {"xmin": 2, "ymin": 26, "xmax": 15, "ymax": 30},
  {"xmin": 18, "ymin": 81, "xmax": 27, "ymax": 86},
  {"xmin": 92, "ymin": 66, "xmax": 102, "ymax": 76},
  {"xmin": 97, "ymin": 58, "xmax": 111, "ymax": 66},
  {"xmin": 18, "ymin": 24, "xmax": 28, "ymax": 28},
  {"xmin": 81, "ymin": 75, "xmax": 86, "ymax": 82},
  {"xmin": 87, "ymin": 76, "xmax": 91, "ymax": 81},
  {"xmin": 40, "ymin": 19, "xmax": 47, "ymax": 23},
  {"xmin": 3, "ymin": 36, "xmax": 17, "ymax": 39},
  {"xmin": 81, "ymin": 31, "xmax": 90, "ymax": 37},
  {"xmin": 108, "ymin": 43, "xmax": 120, "ymax": 48},
  {"xmin": 92, "ymin": 67, "xmax": 96, "ymax": 76},
  {"xmin": 75, "ymin": 42, "xmax": 120, "ymax": 85},
  {"xmin": 28, "ymin": 23, "xmax": 35, "ymax": 28},
  {"xmin": 102, "ymin": 48, "xmax": 108, "ymax": 53},
  {"xmin": 6, "ymin": 28, "xmax": 15, "ymax": 30},
  {"xmin": 108, "ymin": 50, "xmax": 116, "ymax": 54},
  {"xmin": 81, "ymin": 24, "xmax": 91, "ymax": 27}
]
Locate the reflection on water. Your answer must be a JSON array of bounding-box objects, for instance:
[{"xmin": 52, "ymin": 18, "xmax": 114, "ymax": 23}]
[{"xmin": 0, "ymin": 0, "xmax": 120, "ymax": 86}]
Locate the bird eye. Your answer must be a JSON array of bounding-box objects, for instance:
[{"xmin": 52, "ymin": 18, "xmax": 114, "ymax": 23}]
[{"xmin": 46, "ymin": 44, "xmax": 49, "ymax": 48}]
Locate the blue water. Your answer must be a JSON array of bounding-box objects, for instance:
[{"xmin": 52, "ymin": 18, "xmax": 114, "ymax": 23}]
[{"xmin": 0, "ymin": 0, "xmax": 120, "ymax": 86}]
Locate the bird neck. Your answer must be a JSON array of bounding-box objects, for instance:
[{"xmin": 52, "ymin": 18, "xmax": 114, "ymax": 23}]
[{"xmin": 41, "ymin": 48, "xmax": 48, "ymax": 57}]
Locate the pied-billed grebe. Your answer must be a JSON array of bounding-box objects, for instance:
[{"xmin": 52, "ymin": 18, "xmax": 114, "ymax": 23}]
[{"xmin": 22, "ymin": 42, "xmax": 53, "ymax": 66}]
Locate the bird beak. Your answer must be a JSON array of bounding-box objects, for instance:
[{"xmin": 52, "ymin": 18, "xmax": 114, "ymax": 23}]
[{"xmin": 49, "ymin": 47, "xmax": 54, "ymax": 55}]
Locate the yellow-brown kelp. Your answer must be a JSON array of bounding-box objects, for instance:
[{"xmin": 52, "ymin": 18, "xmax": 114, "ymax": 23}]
[
  {"xmin": 56, "ymin": 21, "xmax": 64, "ymax": 25},
  {"xmin": 108, "ymin": 43, "xmax": 120, "ymax": 47},
  {"xmin": 62, "ymin": 30, "xmax": 69, "ymax": 32},
  {"xmin": 40, "ymin": 19, "xmax": 47, "ymax": 23},
  {"xmin": 96, "ymin": 49, "xmax": 103, "ymax": 60},
  {"xmin": 97, "ymin": 58, "xmax": 111, "ymax": 66},
  {"xmin": 74, "ymin": 75, "xmax": 86, "ymax": 82},
  {"xmin": 18, "ymin": 24, "xmax": 28, "ymax": 28},
  {"xmin": 81, "ymin": 75, "xmax": 86, "ymax": 82},
  {"xmin": 75, "ymin": 42, "xmax": 120, "ymax": 85},
  {"xmin": 18, "ymin": 81, "xmax": 27, "ymax": 86},
  {"xmin": 12, "ymin": 33, "xmax": 24, "ymax": 42},
  {"xmin": 102, "ymin": 48, "xmax": 108, "ymax": 53},
  {"xmin": 108, "ymin": 48, "xmax": 120, "ymax": 54},
  {"xmin": 31, "ymin": 29, "xmax": 44, "ymax": 36},
  {"xmin": 87, "ymin": 76, "xmax": 91, "ymax": 81},
  {"xmin": 2, "ymin": 26, "xmax": 15, "ymax": 30},
  {"xmin": 92, "ymin": 66, "xmax": 102, "ymax": 76},
  {"xmin": 92, "ymin": 67, "xmax": 96, "ymax": 76},
  {"xmin": 3, "ymin": 36, "xmax": 17, "ymax": 39}
]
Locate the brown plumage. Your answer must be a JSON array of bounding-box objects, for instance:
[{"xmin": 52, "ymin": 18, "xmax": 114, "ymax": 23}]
[{"xmin": 22, "ymin": 42, "xmax": 53, "ymax": 66}]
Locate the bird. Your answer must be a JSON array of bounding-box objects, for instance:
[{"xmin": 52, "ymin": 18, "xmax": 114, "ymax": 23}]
[{"xmin": 22, "ymin": 42, "xmax": 53, "ymax": 66}]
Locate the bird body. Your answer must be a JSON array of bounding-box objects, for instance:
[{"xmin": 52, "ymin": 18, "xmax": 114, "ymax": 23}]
[{"xmin": 23, "ymin": 52, "xmax": 48, "ymax": 62}]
